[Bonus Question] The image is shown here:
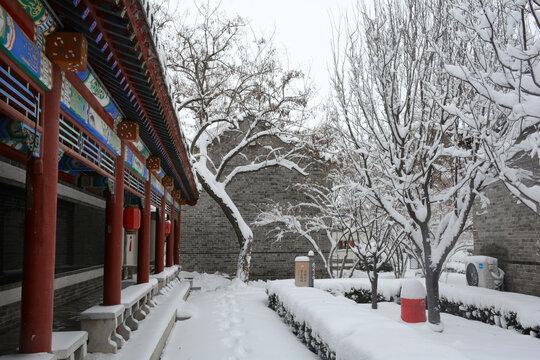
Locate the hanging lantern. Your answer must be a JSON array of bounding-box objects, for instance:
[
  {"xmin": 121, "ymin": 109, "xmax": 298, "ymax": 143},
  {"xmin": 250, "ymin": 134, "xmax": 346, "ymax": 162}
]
[
  {"xmin": 164, "ymin": 220, "xmax": 171, "ymax": 235},
  {"xmin": 123, "ymin": 207, "xmax": 141, "ymax": 234}
]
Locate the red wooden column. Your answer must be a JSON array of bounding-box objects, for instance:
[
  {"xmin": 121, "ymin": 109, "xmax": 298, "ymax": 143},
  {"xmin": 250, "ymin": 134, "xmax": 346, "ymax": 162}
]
[
  {"xmin": 174, "ymin": 206, "xmax": 181, "ymax": 265},
  {"xmin": 103, "ymin": 141, "xmax": 125, "ymax": 305},
  {"xmin": 19, "ymin": 64, "xmax": 61, "ymax": 354},
  {"xmin": 154, "ymin": 193, "xmax": 165, "ymax": 273},
  {"xmin": 137, "ymin": 178, "xmax": 151, "ymax": 283}
]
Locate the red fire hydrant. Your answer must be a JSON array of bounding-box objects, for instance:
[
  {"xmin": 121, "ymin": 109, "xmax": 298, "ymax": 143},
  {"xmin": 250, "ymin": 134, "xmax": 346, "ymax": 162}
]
[{"xmin": 401, "ymin": 279, "xmax": 427, "ymax": 323}]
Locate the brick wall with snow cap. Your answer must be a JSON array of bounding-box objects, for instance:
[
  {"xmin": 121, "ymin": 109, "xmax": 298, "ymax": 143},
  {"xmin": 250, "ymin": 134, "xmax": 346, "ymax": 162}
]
[{"xmin": 179, "ymin": 135, "xmax": 331, "ymax": 280}]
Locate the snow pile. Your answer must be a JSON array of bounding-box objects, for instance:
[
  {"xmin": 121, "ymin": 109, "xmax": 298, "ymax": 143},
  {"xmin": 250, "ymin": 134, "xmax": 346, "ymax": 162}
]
[
  {"xmin": 176, "ymin": 299, "xmax": 199, "ymax": 319},
  {"xmin": 400, "ymin": 279, "xmax": 426, "ymax": 300},
  {"xmin": 267, "ymin": 281, "xmax": 467, "ymax": 360},
  {"xmin": 314, "ymin": 278, "xmax": 406, "ymax": 301},
  {"xmin": 440, "ymin": 283, "xmax": 540, "ymax": 334},
  {"xmin": 179, "ymin": 271, "xmax": 231, "ymax": 292}
]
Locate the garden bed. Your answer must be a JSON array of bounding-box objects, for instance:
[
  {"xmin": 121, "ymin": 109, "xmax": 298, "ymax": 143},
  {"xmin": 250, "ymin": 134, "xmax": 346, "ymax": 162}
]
[
  {"xmin": 267, "ymin": 280, "xmax": 465, "ymax": 360},
  {"xmin": 312, "ymin": 278, "xmax": 540, "ymax": 338}
]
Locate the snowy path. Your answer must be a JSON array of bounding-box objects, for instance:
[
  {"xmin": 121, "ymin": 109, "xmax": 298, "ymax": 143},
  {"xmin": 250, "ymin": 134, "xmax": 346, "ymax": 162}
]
[{"xmin": 161, "ymin": 277, "xmax": 318, "ymax": 360}]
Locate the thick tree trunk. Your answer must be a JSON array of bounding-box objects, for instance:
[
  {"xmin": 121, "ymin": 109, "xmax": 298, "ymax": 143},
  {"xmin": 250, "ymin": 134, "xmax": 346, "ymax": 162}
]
[
  {"xmin": 197, "ymin": 172, "xmax": 253, "ymax": 281},
  {"xmin": 425, "ymin": 265, "xmax": 442, "ymax": 330},
  {"xmin": 236, "ymin": 237, "xmax": 253, "ymax": 282},
  {"xmin": 370, "ymin": 271, "xmax": 379, "ymax": 310}
]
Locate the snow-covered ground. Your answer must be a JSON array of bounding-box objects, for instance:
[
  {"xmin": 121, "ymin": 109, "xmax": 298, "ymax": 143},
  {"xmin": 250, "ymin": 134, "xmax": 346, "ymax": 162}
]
[
  {"xmin": 161, "ymin": 272, "xmax": 318, "ymax": 360},
  {"xmin": 269, "ymin": 280, "xmax": 540, "ymax": 360},
  {"xmin": 160, "ymin": 272, "xmax": 540, "ymax": 360}
]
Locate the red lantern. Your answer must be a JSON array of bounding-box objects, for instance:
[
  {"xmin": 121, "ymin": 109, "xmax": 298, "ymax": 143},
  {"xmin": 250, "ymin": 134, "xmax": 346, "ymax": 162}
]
[
  {"xmin": 164, "ymin": 220, "xmax": 171, "ymax": 235},
  {"xmin": 123, "ymin": 207, "xmax": 141, "ymax": 234}
]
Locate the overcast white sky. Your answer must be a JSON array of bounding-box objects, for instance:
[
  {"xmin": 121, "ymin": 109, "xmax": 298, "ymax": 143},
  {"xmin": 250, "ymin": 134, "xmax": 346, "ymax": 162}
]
[{"xmin": 172, "ymin": 0, "xmax": 356, "ymax": 105}]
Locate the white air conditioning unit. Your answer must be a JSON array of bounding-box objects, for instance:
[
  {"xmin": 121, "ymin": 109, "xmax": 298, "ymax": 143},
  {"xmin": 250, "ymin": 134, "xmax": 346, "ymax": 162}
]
[{"xmin": 465, "ymin": 256, "xmax": 504, "ymax": 290}]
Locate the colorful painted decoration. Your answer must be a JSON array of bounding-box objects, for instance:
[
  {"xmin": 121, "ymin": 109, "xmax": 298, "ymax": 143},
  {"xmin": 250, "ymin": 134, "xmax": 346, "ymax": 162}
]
[
  {"xmin": 118, "ymin": 121, "xmax": 139, "ymax": 142},
  {"xmin": 0, "ymin": 4, "xmax": 52, "ymax": 89},
  {"xmin": 0, "ymin": 116, "xmax": 40, "ymax": 157},
  {"xmin": 166, "ymin": 191, "xmax": 173, "ymax": 205},
  {"xmin": 15, "ymin": 0, "xmax": 57, "ymax": 48},
  {"xmin": 58, "ymin": 155, "xmax": 92, "ymax": 173},
  {"xmin": 125, "ymin": 147, "xmax": 149, "ymax": 181},
  {"xmin": 76, "ymin": 69, "xmax": 123, "ymax": 124},
  {"xmin": 16, "ymin": 0, "xmax": 45, "ymax": 22},
  {"xmin": 151, "ymin": 174, "xmax": 164, "ymax": 196},
  {"xmin": 60, "ymin": 76, "xmax": 121, "ymax": 156},
  {"xmin": 157, "ymin": 167, "xmax": 166, "ymax": 178},
  {"xmin": 133, "ymin": 138, "xmax": 150, "ymax": 159},
  {"xmin": 45, "ymin": 32, "xmax": 88, "ymax": 71}
]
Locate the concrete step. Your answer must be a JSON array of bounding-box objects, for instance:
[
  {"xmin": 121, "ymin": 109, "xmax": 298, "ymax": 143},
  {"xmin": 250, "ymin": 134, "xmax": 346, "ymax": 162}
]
[{"xmin": 84, "ymin": 280, "xmax": 191, "ymax": 360}]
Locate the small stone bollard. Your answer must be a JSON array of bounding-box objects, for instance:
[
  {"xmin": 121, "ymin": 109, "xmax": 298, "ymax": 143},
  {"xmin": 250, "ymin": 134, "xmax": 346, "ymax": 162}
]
[
  {"xmin": 295, "ymin": 251, "xmax": 315, "ymax": 287},
  {"xmin": 400, "ymin": 279, "xmax": 427, "ymax": 323}
]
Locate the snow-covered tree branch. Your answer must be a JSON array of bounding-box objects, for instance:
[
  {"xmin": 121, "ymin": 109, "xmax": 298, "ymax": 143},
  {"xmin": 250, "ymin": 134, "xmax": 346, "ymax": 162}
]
[
  {"xmin": 445, "ymin": 0, "xmax": 540, "ymax": 214},
  {"xmin": 159, "ymin": 2, "xmax": 311, "ymax": 281},
  {"xmin": 329, "ymin": 0, "xmax": 494, "ymax": 329}
]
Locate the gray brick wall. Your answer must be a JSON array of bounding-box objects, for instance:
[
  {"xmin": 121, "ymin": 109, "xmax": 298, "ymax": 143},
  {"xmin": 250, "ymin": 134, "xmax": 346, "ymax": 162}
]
[
  {"xmin": 0, "ymin": 270, "xmax": 103, "ymax": 335},
  {"xmin": 180, "ymin": 159, "xmax": 331, "ymax": 280},
  {"xmin": 472, "ymin": 156, "xmax": 540, "ymax": 296}
]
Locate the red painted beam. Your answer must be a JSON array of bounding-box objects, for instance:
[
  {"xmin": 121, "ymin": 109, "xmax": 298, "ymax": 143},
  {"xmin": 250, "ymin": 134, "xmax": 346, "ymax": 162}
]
[
  {"xmin": 121, "ymin": 0, "xmax": 198, "ymax": 203},
  {"xmin": 0, "ymin": 141, "xmax": 27, "ymax": 164},
  {"xmin": 19, "ymin": 64, "xmax": 61, "ymax": 354},
  {"xmin": 80, "ymin": 0, "xmax": 187, "ymax": 190}
]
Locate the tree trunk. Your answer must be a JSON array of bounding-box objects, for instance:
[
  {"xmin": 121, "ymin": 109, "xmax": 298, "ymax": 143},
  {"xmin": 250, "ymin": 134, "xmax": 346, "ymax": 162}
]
[
  {"xmin": 370, "ymin": 271, "xmax": 379, "ymax": 310},
  {"xmin": 424, "ymin": 265, "xmax": 442, "ymax": 330},
  {"xmin": 236, "ymin": 236, "xmax": 253, "ymax": 282},
  {"xmin": 197, "ymin": 172, "xmax": 253, "ymax": 281}
]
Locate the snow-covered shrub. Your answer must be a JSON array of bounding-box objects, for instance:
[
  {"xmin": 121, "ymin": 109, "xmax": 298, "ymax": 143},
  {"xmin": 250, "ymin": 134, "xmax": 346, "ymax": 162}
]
[
  {"xmin": 315, "ymin": 278, "xmax": 404, "ymax": 304},
  {"xmin": 439, "ymin": 297, "xmax": 540, "ymax": 338},
  {"xmin": 342, "ymin": 288, "xmax": 387, "ymax": 304},
  {"xmin": 268, "ymin": 293, "xmax": 336, "ymax": 360}
]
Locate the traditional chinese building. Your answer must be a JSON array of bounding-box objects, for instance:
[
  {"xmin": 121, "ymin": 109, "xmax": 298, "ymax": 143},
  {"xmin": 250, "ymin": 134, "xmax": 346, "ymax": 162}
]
[{"xmin": 0, "ymin": 0, "xmax": 198, "ymax": 356}]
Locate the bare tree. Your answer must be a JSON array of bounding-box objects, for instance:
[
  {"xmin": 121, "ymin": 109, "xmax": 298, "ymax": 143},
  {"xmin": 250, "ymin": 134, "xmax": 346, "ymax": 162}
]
[
  {"xmin": 329, "ymin": 0, "xmax": 492, "ymax": 329},
  {"xmin": 255, "ymin": 181, "xmax": 402, "ymax": 309},
  {"xmin": 254, "ymin": 183, "xmax": 341, "ymax": 278},
  {"xmin": 445, "ymin": 0, "xmax": 540, "ymax": 214},
  {"xmin": 344, "ymin": 201, "xmax": 403, "ymax": 309},
  {"xmin": 160, "ymin": 2, "xmax": 310, "ymax": 281}
]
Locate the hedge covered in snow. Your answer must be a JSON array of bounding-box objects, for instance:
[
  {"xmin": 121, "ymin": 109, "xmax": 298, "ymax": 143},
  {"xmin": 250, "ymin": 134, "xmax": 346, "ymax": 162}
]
[
  {"xmin": 268, "ymin": 293, "xmax": 336, "ymax": 360},
  {"xmin": 313, "ymin": 279, "xmax": 540, "ymax": 337},
  {"xmin": 315, "ymin": 278, "xmax": 404, "ymax": 303},
  {"xmin": 439, "ymin": 284, "xmax": 540, "ymax": 338},
  {"xmin": 266, "ymin": 280, "xmax": 461, "ymax": 360}
]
